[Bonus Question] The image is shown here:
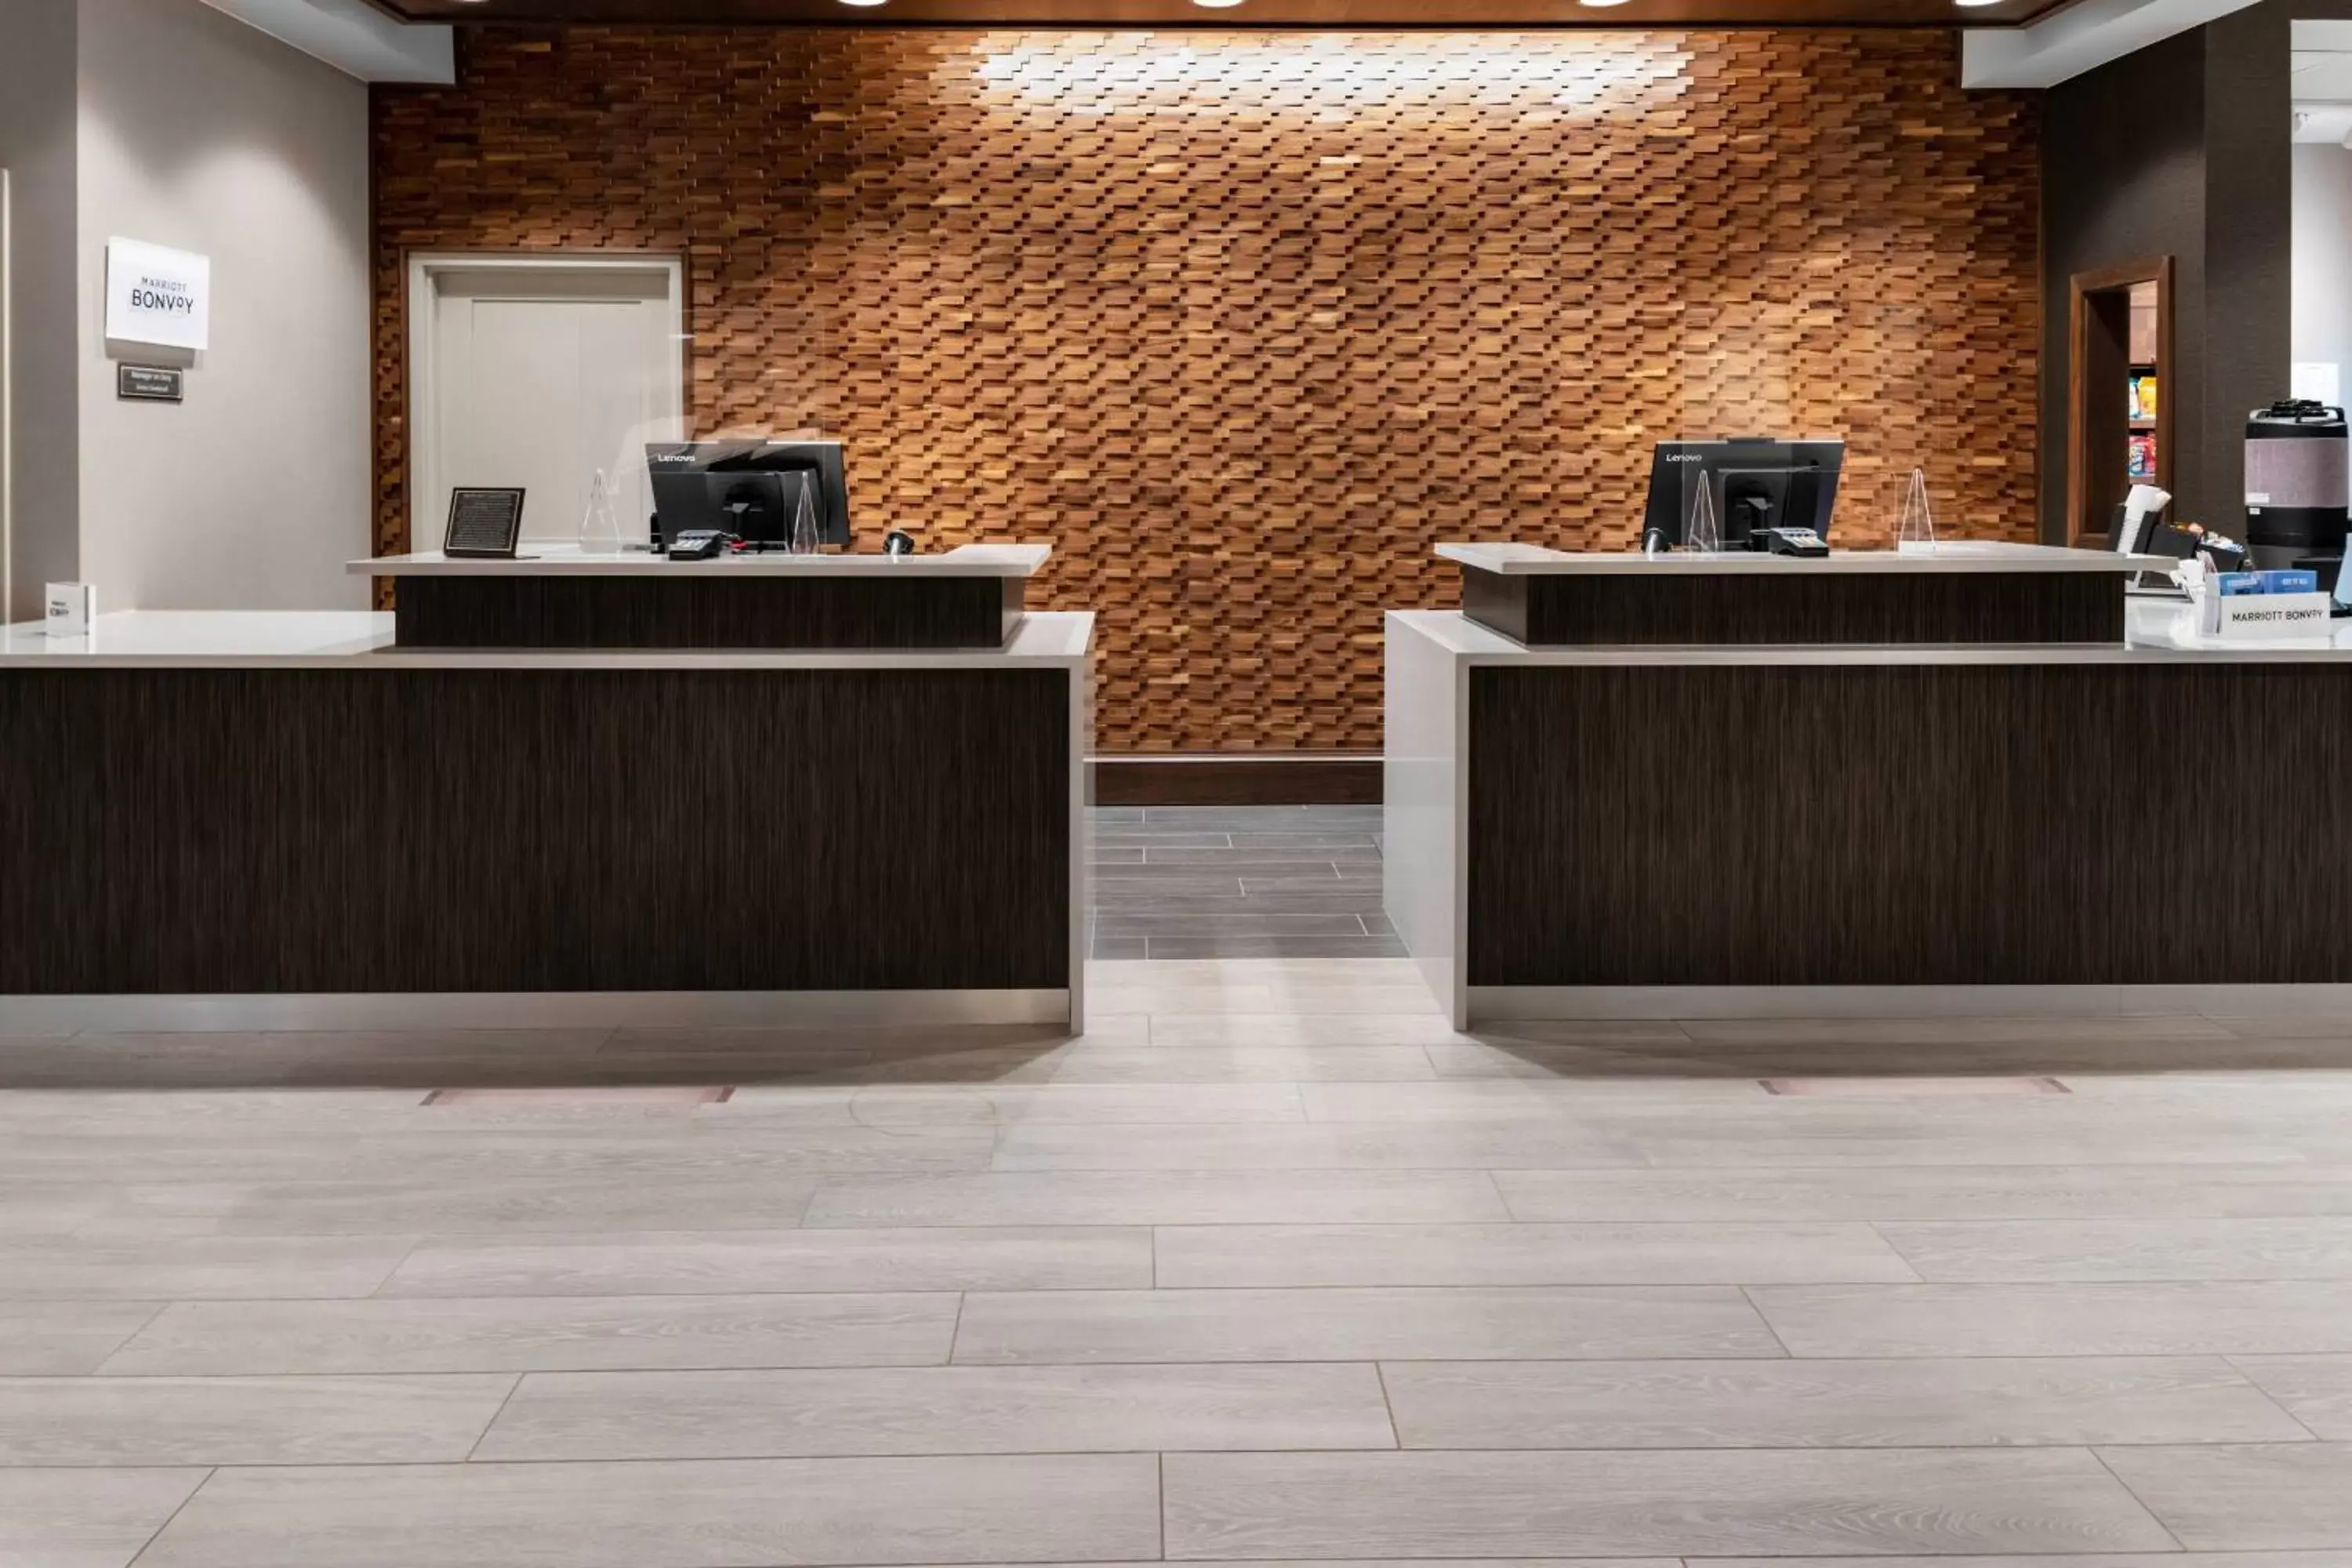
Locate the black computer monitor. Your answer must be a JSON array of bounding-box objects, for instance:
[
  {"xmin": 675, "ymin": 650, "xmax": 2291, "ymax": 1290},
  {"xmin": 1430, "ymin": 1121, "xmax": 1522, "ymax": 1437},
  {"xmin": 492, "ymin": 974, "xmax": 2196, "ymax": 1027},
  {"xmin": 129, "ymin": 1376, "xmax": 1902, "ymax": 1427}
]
[
  {"xmin": 1639, "ymin": 438, "xmax": 1845, "ymax": 552},
  {"xmin": 646, "ymin": 440, "xmax": 851, "ymax": 550}
]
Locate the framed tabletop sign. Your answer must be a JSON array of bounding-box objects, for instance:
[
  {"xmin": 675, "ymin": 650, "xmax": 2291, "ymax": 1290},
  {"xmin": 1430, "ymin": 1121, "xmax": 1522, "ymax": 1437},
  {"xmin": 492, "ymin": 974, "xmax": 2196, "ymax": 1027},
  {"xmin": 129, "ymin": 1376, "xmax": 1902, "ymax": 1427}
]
[{"xmin": 443, "ymin": 488, "xmax": 527, "ymax": 559}]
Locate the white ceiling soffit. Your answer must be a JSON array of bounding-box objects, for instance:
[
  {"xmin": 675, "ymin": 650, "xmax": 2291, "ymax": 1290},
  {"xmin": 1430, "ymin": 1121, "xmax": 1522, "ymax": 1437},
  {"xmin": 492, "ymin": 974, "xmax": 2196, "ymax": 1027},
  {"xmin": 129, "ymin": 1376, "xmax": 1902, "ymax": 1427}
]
[
  {"xmin": 195, "ymin": 0, "xmax": 454, "ymax": 83},
  {"xmin": 1962, "ymin": 0, "xmax": 2263, "ymax": 89}
]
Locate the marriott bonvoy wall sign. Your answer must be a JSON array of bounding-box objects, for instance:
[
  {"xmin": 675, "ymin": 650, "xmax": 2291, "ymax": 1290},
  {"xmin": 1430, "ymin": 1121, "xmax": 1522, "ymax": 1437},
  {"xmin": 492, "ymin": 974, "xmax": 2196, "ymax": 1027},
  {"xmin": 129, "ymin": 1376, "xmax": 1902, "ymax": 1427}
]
[{"xmin": 104, "ymin": 238, "xmax": 210, "ymax": 351}]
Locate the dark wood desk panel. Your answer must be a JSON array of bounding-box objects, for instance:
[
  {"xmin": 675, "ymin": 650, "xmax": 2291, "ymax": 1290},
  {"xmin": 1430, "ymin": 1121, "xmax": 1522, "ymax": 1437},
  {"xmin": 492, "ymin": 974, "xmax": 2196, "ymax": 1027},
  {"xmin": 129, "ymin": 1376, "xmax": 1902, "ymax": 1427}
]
[
  {"xmin": 0, "ymin": 666, "xmax": 1068, "ymax": 993},
  {"xmin": 1466, "ymin": 660, "xmax": 2352, "ymax": 987},
  {"xmin": 394, "ymin": 572, "xmax": 1025, "ymax": 650},
  {"xmin": 1461, "ymin": 565, "xmax": 2126, "ymax": 647}
]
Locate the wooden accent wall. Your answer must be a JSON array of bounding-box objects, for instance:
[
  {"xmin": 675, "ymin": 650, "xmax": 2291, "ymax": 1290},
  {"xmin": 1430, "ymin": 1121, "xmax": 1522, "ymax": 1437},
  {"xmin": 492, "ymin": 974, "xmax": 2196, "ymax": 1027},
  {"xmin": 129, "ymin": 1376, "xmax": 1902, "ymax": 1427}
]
[{"xmin": 374, "ymin": 29, "xmax": 2039, "ymax": 752}]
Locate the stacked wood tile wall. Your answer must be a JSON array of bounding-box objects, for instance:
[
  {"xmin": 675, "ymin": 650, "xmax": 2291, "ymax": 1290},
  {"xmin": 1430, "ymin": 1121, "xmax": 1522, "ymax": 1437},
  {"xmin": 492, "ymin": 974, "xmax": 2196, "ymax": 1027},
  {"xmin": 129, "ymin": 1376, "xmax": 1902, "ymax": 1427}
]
[{"xmin": 373, "ymin": 28, "xmax": 2038, "ymax": 752}]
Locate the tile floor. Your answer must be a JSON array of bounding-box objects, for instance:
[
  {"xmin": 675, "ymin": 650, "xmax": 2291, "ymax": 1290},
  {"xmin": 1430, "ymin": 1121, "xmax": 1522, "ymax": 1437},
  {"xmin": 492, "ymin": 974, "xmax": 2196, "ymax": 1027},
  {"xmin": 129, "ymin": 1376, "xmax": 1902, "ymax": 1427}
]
[
  {"xmin": 4, "ymin": 818, "xmax": 2352, "ymax": 1562},
  {"xmin": 1088, "ymin": 805, "xmax": 1400, "ymax": 960}
]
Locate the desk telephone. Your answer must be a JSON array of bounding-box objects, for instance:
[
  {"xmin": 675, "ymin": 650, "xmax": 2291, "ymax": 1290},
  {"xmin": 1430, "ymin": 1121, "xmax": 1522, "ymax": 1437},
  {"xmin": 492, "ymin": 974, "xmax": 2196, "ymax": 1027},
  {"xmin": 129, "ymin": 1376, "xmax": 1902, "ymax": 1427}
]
[{"xmin": 1752, "ymin": 526, "xmax": 1828, "ymax": 557}]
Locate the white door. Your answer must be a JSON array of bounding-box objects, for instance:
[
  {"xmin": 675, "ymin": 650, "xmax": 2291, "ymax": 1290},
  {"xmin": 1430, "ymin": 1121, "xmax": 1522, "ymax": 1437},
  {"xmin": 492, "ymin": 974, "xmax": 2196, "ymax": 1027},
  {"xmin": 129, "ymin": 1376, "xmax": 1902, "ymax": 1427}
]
[{"xmin": 410, "ymin": 257, "xmax": 684, "ymax": 553}]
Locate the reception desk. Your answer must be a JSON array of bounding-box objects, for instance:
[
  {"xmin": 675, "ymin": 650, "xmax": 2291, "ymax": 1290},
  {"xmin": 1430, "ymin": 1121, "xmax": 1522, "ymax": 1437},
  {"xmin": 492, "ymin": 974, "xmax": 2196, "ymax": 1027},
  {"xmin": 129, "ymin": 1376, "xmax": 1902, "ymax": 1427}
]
[
  {"xmin": 1389, "ymin": 543, "xmax": 2352, "ymax": 1025},
  {"xmin": 0, "ymin": 545, "xmax": 1087, "ymax": 1029}
]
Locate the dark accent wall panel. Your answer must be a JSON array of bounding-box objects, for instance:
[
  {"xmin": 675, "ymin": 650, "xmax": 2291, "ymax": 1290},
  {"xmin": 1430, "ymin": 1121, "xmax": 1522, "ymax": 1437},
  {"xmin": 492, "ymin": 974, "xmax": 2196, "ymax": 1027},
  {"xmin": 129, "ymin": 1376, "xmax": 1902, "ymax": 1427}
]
[
  {"xmin": 1467, "ymin": 660, "xmax": 2352, "ymax": 987},
  {"xmin": 373, "ymin": 27, "xmax": 2040, "ymax": 750},
  {"xmin": 0, "ymin": 668, "xmax": 1069, "ymax": 994},
  {"xmin": 1461, "ymin": 567, "xmax": 2125, "ymax": 646},
  {"xmin": 394, "ymin": 573, "xmax": 1019, "ymax": 649},
  {"xmin": 2040, "ymin": 28, "xmax": 2207, "ymax": 539}
]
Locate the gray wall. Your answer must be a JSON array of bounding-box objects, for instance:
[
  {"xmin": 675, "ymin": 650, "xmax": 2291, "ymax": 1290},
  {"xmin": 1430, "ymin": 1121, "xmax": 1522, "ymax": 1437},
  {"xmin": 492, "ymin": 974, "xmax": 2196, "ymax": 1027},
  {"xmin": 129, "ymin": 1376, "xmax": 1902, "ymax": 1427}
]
[
  {"xmin": 0, "ymin": 0, "xmax": 83, "ymax": 622},
  {"xmin": 74, "ymin": 0, "xmax": 372, "ymax": 612}
]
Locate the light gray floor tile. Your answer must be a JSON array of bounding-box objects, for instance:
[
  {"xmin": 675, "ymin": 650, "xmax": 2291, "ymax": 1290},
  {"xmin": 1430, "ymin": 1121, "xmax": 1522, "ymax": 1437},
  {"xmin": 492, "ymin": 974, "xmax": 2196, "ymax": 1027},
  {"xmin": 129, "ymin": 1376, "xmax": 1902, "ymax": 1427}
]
[
  {"xmin": 1146, "ymin": 936, "xmax": 1410, "ymax": 960},
  {"xmin": 2209, "ymin": 1014, "xmax": 2352, "ymax": 1040},
  {"xmin": 953, "ymin": 1286, "xmax": 1780, "ymax": 1363},
  {"xmin": 1046, "ymin": 1045, "xmax": 1439, "ymax": 1083},
  {"xmin": 1142, "ymin": 806, "xmax": 1381, "ymax": 826},
  {"xmin": 206, "ymin": 1174, "xmax": 822, "ymax": 1235},
  {"xmin": 1423, "ymin": 1043, "xmax": 1715, "ymax": 1079},
  {"xmin": 1143, "ymin": 848, "xmax": 1379, "ymax": 867},
  {"xmin": 1679, "ymin": 1016, "xmax": 2237, "ymax": 1044},
  {"xmin": 1624, "ymin": 1124, "xmax": 2300, "ymax": 1168},
  {"xmin": 1302, "ymin": 1081, "xmax": 1680, "ymax": 1122},
  {"xmin": 1096, "ymin": 913, "xmax": 1374, "ymax": 937},
  {"xmin": 1089, "ymin": 877, "xmax": 1247, "ymax": 901},
  {"xmin": 0, "ymin": 1184, "xmax": 114, "ymax": 1237},
  {"xmin": 1225, "ymin": 832, "xmax": 1382, "ymax": 849},
  {"xmin": 1153, "ymin": 1221, "xmax": 1916, "ymax": 1287},
  {"xmin": 1877, "ymin": 1218, "xmax": 2352, "ymax": 1282},
  {"xmin": 0, "ymin": 1374, "xmax": 514, "ymax": 1465},
  {"xmin": 1089, "ymin": 830, "xmax": 1237, "ymax": 847},
  {"xmin": 1381, "ymin": 1356, "xmax": 2314, "ymax": 1449},
  {"xmin": 0, "ymin": 1302, "xmax": 161, "ymax": 1374},
  {"xmin": 805, "ymin": 1171, "xmax": 1508, "ymax": 1228},
  {"xmin": 98, "ymin": 1294, "xmax": 961, "ymax": 1376},
  {"xmin": 2097, "ymin": 1443, "xmax": 2352, "ymax": 1548},
  {"xmin": 1162, "ymin": 1448, "xmax": 2176, "ymax": 1557},
  {"xmin": 1098, "ymin": 894, "xmax": 1390, "ymax": 916},
  {"xmin": 2234, "ymin": 1356, "xmax": 2352, "ymax": 1439},
  {"xmin": 381, "ymin": 1226, "xmax": 1153, "ymax": 1297},
  {"xmin": 992, "ymin": 1121, "xmax": 1646, "ymax": 1171},
  {"xmin": 1495, "ymin": 1165, "xmax": 2352, "ymax": 1222},
  {"xmin": 722, "ymin": 1083, "xmax": 1305, "ymax": 1127},
  {"xmin": 1751, "ymin": 1283, "xmax": 2352, "ymax": 1357},
  {"xmin": 0, "ymin": 1465, "xmax": 209, "ymax": 1568},
  {"xmin": 1242, "ymin": 874, "xmax": 1388, "ymax": 896},
  {"xmin": 1693, "ymin": 1556, "xmax": 2352, "ymax": 1568},
  {"xmin": 1149, "ymin": 1014, "xmax": 1474, "ymax": 1047},
  {"xmin": 136, "ymin": 1454, "xmax": 1163, "ymax": 1568},
  {"xmin": 1105, "ymin": 858, "xmax": 1349, "ymax": 878},
  {"xmin": 0, "ymin": 1236, "xmax": 413, "ymax": 1301},
  {"xmin": 474, "ymin": 1362, "xmax": 1397, "ymax": 1460}
]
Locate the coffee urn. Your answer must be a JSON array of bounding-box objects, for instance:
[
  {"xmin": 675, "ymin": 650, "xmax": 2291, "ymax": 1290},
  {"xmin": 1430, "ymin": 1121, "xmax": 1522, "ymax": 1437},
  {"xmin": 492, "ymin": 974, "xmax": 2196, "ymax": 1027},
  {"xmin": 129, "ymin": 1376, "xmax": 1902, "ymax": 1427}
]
[{"xmin": 2245, "ymin": 400, "xmax": 2350, "ymax": 568}]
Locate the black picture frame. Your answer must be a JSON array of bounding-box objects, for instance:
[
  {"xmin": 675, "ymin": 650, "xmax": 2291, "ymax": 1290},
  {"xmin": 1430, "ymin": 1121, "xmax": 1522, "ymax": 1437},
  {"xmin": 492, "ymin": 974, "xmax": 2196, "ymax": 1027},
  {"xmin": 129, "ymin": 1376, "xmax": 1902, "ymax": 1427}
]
[{"xmin": 443, "ymin": 488, "xmax": 527, "ymax": 559}]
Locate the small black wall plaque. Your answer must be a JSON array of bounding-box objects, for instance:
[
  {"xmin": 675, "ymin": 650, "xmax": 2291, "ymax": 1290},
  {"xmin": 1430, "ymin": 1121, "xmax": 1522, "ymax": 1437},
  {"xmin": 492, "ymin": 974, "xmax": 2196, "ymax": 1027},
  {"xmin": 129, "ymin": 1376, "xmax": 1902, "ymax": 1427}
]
[
  {"xmin": 443, "ymin": 488, "xmax": 528, "ymax": 559},
  {"xmin": 116, "ymin": 365, "xmax": 183, "ymax": 402}
]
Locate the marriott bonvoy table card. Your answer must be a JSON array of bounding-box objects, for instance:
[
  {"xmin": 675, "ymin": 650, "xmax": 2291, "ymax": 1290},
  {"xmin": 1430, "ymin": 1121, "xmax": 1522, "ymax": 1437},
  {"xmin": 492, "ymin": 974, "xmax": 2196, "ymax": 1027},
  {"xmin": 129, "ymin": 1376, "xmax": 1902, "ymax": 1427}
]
[
  {"xmin": 2204, "ymin": 574, "xmax": 2333, "ymax": 638},
  {"xmin": 104, "ymin": 239, "xmax": 209, "ymax": 351}
]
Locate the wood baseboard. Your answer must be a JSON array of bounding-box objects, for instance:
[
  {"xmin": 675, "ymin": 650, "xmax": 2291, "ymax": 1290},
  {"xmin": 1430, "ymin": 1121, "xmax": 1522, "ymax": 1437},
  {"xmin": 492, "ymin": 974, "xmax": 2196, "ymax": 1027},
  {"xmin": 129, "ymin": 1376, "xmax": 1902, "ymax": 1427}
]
[{"xmin": 1091, "ymin": 754, "xmax": 1381, "ymax": 807}]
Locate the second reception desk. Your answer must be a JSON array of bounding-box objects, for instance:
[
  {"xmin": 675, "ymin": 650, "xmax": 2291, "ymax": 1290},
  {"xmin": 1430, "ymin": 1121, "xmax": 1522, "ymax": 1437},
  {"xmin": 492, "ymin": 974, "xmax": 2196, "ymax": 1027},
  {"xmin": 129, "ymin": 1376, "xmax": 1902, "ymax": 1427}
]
[{"xmin": 1388, "ymin": 542, "xmax": 2352, "ymax": 1025}]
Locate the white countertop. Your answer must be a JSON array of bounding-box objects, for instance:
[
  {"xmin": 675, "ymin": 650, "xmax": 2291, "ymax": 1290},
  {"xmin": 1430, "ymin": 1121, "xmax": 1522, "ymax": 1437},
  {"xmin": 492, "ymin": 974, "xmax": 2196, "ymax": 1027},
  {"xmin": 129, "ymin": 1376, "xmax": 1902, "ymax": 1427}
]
[
  {"xmin": 1437, "ymin": 541, "xmax": 2176, "ymax": 576},
  {"xmin": 354, "ymin": 543, "xmax": 1051, "ymax": 578},
  {"xmin": 1388, "ymin": 601, "xmax": 2352, "ymax": 666},
  {"xmin": 0, "ymin": 611, "xmax": 1094, "ymax": 670}
]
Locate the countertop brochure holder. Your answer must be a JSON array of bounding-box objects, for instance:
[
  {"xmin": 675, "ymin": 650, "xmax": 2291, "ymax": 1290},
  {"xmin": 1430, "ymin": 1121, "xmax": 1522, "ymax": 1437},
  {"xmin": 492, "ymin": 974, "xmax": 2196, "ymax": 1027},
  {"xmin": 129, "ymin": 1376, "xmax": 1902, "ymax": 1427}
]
[{"xmin": 445, "ymin": 488, "xmax": 528, "ymax": 560}]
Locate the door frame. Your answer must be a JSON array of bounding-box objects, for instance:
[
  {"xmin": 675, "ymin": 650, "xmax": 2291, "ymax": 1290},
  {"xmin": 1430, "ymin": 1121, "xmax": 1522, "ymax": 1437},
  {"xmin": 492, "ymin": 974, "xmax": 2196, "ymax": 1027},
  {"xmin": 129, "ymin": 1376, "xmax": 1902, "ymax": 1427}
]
[
  {"xmin": 403, "ymin": 250, "xmax": 688, "ymax": 557},
  {"xmin": 2066, "ymin": 256, "xmax": 2173, "ymax": 545}
]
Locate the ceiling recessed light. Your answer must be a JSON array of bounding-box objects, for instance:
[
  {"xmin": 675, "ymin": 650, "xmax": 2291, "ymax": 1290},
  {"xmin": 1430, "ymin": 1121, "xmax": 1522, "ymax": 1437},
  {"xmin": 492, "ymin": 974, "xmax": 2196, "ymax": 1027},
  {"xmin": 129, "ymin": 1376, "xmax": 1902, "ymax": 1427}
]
[
  {"xmin": 1192, "ymin": 0, "xmax": 1247, "ymax": 9},
  {"xmin": 1955, "ymin": 1, "xmax": 2004, "ymax": 8},
  {"xmin": 1578, "ymin": 1, "xmax": 1634, "ymax": 9},
  {"xmin": 839, "ymin": 0, "xmax": 887, "ymax": 7}
]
